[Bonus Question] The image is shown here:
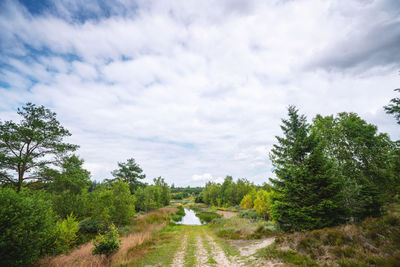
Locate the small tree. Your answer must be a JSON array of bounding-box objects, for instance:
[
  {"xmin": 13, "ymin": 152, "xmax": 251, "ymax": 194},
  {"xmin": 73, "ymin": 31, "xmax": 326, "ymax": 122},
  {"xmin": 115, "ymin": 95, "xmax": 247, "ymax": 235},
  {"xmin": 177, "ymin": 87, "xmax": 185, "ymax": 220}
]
[
  {"xmin": 253, "ymin": 189, "xmax": 271, "ymax": 219},
  {"xmin": 92, "ymin": 224, "xmax": 121, "ymax": 257},
  {"xmin": 0, "ymin": 103, "xmax": 78, "ymax": 192},
  {"xmin": 110, "ymin": 158, "xmax": 146, "ymax": 193}
]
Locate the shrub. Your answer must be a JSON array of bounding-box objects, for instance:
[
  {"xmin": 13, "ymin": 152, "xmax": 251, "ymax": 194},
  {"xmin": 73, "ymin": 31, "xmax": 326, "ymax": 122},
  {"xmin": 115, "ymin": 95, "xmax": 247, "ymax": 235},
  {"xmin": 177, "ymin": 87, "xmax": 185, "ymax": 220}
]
[
  {"xmin": 0, "ymin": 188, "xmax": 55, "ymax": 267},
  {"xmin": 92, "ymin": 224, "xmax": 121, "ymax": 257},
  {"xmin": 196, "ymin": 212, "xmax": 222, "ymax": 223},
  {"xmin": 52, "ymin": 214, "xmax": 79, "ymax": 254},
  {"xmin": 79, "ymin": 217, "xmax": 106, "ymax": 233},
  {"xmin": 238, "ymin": 209, "xmax": 262, "ymax": 220}
]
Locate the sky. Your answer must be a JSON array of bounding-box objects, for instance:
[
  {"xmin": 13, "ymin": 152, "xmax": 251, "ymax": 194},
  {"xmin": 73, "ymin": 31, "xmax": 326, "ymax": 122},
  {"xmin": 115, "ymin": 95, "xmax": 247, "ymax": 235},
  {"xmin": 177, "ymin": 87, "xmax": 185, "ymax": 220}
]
[{"xmin": 0, "ymin": 0, "xmax": 399, "ymax": 186}]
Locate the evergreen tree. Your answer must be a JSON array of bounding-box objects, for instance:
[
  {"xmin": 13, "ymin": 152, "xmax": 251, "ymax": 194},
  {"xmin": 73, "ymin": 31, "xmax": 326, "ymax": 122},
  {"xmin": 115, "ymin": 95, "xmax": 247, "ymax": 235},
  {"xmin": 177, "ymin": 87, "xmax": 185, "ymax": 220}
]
[
  {"xmin": 110, "ymin": 158, "xmax": 146, "ymax": 194},
  {"xmin": 270, "ymin": 106, "xmax": 344, "ymax": 232}
]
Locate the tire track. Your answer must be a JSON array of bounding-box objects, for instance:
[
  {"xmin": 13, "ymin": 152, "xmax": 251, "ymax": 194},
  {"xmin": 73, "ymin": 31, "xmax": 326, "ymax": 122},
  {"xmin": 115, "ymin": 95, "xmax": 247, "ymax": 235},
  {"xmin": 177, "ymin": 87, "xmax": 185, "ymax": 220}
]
[{"xmin": 171, "ymin": 232, "xmax": 188, "ymax": 267}]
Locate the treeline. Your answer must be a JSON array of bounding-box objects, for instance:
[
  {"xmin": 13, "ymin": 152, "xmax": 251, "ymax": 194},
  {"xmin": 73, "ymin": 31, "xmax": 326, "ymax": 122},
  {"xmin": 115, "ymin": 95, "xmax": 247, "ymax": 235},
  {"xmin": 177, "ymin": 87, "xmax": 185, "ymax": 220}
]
[
  {"xmin": 199, "ymin": 90, "xmax": 400, "ymax": 233},
  {"xmin": 0, "ymin": 104, "xmax": 171, "ymax": 266},
  {"xmin": 199, "ymin": 176, "xmax": 254, "ymax": 207},
  {"xmin": 171, "ymin": 185, "xmax": 203, "ymax": 200}
]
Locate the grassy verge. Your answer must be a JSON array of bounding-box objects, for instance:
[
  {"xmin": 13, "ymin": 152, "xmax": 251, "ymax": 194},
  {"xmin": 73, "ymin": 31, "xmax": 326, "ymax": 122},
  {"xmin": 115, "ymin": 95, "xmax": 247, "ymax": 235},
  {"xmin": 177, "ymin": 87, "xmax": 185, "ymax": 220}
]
[{"xmin": 129, "ymin": 224, "xmax": 185, "ymax": 267}]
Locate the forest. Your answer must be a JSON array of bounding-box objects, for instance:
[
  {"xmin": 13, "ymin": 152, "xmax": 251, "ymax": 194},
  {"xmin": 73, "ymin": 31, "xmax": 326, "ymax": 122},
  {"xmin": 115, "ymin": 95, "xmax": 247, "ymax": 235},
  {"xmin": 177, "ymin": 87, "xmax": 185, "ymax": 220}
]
[{"xmin": 1, "ymin": 89, "xmax": 399, "ymax": 266}]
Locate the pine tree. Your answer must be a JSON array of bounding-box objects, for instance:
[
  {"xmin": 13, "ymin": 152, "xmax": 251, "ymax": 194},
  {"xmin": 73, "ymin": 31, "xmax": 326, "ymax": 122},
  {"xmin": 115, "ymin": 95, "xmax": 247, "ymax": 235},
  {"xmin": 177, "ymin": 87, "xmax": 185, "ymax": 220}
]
[{"xmin": 270, "ymin": 106, "xmax": 344, "ymax": 232}]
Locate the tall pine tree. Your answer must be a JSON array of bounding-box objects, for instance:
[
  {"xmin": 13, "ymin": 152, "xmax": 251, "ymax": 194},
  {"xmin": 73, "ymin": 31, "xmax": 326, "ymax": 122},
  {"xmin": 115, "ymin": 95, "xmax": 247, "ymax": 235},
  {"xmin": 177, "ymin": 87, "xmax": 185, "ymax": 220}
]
[{"xmin": 270, "ymin": 106, "xmax": 344, "ymax": 232}]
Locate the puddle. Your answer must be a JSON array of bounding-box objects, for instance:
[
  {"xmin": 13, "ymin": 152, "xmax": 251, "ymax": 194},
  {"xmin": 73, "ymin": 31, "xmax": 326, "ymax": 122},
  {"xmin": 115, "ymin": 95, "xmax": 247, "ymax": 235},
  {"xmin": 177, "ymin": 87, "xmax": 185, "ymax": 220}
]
[{"xmin": 176, "ymin": 208, "xmax": 203, "ymax": 225}]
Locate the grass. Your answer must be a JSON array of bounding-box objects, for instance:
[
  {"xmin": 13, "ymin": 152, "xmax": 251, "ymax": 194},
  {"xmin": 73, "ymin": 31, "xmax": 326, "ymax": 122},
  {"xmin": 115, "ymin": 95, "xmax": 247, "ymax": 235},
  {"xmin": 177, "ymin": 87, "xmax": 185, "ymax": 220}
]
[
  {"xmin": 258, "ymin": 243, "xmax": 318, "ymax": 266},
  {"xmin": 184, "ymin": 226, "xmax": 201, "ymax": 267},
  {"xmin": 262, "ymin": 204, "xmax": 400, "ymax": 266},
  {"xmin": 38, "ymin": 208, "xmax": 177, "ymax": 267},
  {"xmin": 130, "ymin": 224, "xmax": 185, "ymax": 267}
]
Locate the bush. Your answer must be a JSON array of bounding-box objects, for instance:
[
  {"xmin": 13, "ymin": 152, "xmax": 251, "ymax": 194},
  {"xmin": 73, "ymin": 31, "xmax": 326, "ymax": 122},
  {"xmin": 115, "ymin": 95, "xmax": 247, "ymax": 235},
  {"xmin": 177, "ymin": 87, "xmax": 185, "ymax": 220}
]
[
  {"xmin": 92, "ymin": 224, "xmax": 121, "ymax": 257},
  {"xmin": 196, "ymin": 212, "xmax": 222, "ymax": 223},
  {"xmin": 79, "ymin": 217, "xmax": 106, "ymax": 234},
  {"xmin": 0, "ymin": 188, "xmax": 55, "ymax": 267},
  {"xmin": 238, "ymin": 209, "xmax": 262, "ymax": 220},
  {"xmin": 52, "ymin": 214, "xmax": 79, "ymax": 254}
]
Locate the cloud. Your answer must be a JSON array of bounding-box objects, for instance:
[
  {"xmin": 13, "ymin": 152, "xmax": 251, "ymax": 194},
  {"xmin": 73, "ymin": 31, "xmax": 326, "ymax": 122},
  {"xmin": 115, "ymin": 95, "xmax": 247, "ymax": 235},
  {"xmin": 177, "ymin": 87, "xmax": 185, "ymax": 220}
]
[{"xmin": 0, "ymin": 0, "xmax": 399, "ymax": 186}]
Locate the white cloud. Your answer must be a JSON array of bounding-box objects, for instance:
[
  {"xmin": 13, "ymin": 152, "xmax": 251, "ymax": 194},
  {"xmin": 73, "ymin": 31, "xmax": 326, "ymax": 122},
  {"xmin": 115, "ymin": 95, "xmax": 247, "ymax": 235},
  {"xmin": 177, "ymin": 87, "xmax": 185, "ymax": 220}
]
[{"xmin": 0, "ymin": 0, "xmax": 399, "ymax": 186}]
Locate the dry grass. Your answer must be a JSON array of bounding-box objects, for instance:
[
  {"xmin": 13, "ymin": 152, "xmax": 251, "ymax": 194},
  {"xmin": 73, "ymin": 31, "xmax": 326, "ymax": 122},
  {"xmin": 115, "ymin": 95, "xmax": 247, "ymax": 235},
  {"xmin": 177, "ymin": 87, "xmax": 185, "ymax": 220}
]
[{"xmin": 39, "ymin": 208, "xmax": 177, "ymax": 267}]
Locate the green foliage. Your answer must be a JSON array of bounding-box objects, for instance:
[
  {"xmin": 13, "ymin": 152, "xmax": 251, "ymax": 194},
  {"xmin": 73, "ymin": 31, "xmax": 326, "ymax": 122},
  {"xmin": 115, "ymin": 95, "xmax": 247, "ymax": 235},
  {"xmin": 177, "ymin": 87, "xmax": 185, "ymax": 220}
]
[
  {"xmin": 384, "ymin": 88, "xmax": 400, "ymax": 125},
  {"xmin": 134, "ymin": 178, "xmax": 170, "ymax": 212},
  {"xmin": 79, "ymin": 217, "xmax": 106, "ymax": 234},
  {"xmin": 202, "ymin": 176, "xmax": 254, "ymax": 207},
  {"xmin": 92, "ymin": 224, "xmax": 121, "ymax": 257},
  {"xmin": 312, "ymin": 112, "xmax": 397, "ymax": 221},
  {"xmin": 253, "ymin": 189, "xmax": 271, "ymax": 219},
  {"xmin": 0, "ymin": 188, "xmax": 55, "ymax": 266},
  {"xmin": 196, "ymin": 211, "xmax": 222, "ymax": 223},
  {"xmin": 171, "ymin": 206, "xmax": 185, "ymax": 222},
  {"xmin": 110, "ymin": 158, "xmax": 146, "ymax": 193},
  {"xmin": 238, "ymin": 209, "xmax": 263, "ymax": 220},
  {"xmin": 270, "ymin": 106, "xmax": 345, "ymax": 232},
  {"xmin": 0, "ymin": 103, "xmax": 78, "ymax": 192},
  {"xmin": 90, "ymin": 180, "xmax": 135, "ymax": 226},
  {"xmin": 52, "ymin": 214, "xmax": 80, "ymax": 254}
]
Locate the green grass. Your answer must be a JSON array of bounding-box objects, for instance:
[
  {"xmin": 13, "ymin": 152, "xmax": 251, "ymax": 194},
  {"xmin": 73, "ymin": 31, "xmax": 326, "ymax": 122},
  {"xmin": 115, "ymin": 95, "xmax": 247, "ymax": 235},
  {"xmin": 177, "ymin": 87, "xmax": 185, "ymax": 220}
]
[
  {"xmin": 128, "ymin": 224, "xmax": 184, "ymax": 267},
  {"xmin": 184, "ymin": 226, "xmax": 199, "ymax": 267}
]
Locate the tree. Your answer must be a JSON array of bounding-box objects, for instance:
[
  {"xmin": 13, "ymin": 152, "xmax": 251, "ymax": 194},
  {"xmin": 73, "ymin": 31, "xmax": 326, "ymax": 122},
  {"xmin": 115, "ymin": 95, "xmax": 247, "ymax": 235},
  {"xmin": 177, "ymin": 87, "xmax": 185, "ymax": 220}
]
[
  {"xmin": 0, "ymin": 188, "xmax": 55, "ymax": 266},
  {"xmin": 253, "ymin": 189, "xmax": 271, "ymax": 219},
  {"xmin": 90, "ymin": 181, "xmax": 135, "ymax": 226},
  {"xmin": 312, "ymin": 112, "xmax": 396, "ymax": 221},
  {"xmin": 270, "ymin": 106, "xmax": 344, "ymax": 231},
  {"xmin": 0, "ymin": 103, "xmax": 78, "ymax": 192},
  {"xmin": 384, "ymin": 88, "xmax": 400, "ymax": 124},
  {"xmin": 110, "ymin": 158, "xmax": 146, "ymax": 193},
  {"xmin": 154, "ymin": 177, "xmax": 171, "ymax": 206},
  {"xmin": 44, "ymin": 155, "xmax": 91, "ymax": 219}
]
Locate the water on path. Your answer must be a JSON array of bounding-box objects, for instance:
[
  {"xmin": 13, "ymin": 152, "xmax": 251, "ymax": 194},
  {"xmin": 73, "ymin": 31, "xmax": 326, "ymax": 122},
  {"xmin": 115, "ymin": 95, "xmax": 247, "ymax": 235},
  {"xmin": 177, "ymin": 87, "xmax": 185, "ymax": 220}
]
[{"xmin": 177, "ymin": 208, "xmax": 203, "ymax": 225}]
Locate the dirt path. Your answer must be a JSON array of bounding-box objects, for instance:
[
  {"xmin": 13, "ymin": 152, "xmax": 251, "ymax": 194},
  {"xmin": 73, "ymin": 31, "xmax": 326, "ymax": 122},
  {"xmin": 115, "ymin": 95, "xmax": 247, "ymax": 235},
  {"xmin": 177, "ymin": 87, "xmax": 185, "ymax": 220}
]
[
  {"xmin": 233, "ymin": 237, "xmax": 275, "ymax": 257},
  {"xmin": 203, "ymin": 232, "xmax": 239, "ymax": 267},
  {"xmin": 171, "ymin": 232, "xmax": 188, "ymax": 267},
  {"xmin": 194, "ymin": 235, "xmax": 209, "ymax": 267},
  {"xmin": 168, "ymin": 226, "xmax": 276, "ymax": 267}
]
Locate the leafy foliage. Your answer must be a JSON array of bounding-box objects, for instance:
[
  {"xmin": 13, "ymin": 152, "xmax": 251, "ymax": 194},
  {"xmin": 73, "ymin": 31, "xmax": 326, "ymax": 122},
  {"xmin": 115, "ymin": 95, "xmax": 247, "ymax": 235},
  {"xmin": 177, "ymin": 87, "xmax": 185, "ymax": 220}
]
[
  {"xmin": 0, "ymin": 103, "xmax": 78, "ymax": 192},
  {"xmin": 52, "ymin": 214, "xmax": 80, "ymax": 254},
  {"xmin": 0, "ymin": 188, "xmax": 55, "ymax": 266},
  {"xmin": 110, "ymin": 158, "xmax": 146, "ymax": 193},
  {"xmin": 202, "ymin": 176, "xmax": 254, "ymax": 207},
  {"xmin": 92, "ymin": 224, "xmax": 121, "ymax": 257},
  {"xmin": 134, "ymin": 177, "xmax": 170, "ymax": 212},
  {"xmin": 384, "ymin": 88, "xmax": 400, "ymax": 125},
  {"xmin": 312, "ymin": 112, "xmax": 397, "ymax": 221}
]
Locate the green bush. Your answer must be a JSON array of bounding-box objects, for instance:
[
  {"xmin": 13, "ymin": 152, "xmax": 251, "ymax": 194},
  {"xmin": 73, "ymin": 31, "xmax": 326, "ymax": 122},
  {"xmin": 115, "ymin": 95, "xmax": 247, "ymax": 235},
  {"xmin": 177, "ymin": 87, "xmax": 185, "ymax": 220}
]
[
  {"xmin": 196, "ymin": 211, "xmax": 221, "ymax": 223},
  {"xmin": 53, "ymin": 214, "xmax": 79, "ymax": 254},
  {"xmin": 238, "ymin": 209, "xmax": 262, "ymax": 220},
  {"xmin": 79, "ymin": 217, "xmax": 106, "ymax": 233},
  {"xmin": 92, "ymin": 224, "xmax": 121, "ymax": 257},
  {"xmin": 0, "ymin": 188, "xmax": 55, "ymax": 267}
]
